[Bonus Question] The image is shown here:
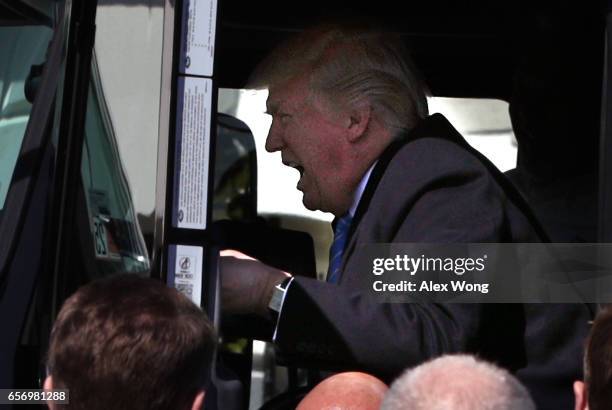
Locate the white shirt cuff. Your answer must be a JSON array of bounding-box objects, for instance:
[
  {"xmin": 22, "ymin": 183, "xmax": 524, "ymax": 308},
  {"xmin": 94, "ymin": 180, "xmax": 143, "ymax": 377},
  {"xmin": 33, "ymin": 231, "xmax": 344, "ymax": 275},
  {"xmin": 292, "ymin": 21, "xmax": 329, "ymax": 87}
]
[{"xmin": 272, "ymin": 277, "xmax": 295, "ymax": 342}]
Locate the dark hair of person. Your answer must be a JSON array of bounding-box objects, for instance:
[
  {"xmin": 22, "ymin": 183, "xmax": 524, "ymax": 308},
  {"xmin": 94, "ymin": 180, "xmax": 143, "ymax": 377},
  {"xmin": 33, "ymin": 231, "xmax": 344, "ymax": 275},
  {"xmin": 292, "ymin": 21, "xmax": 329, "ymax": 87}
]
[
  {"xmin": 46, "ymin": 274, "xmax": 215, "ymax": 410},
  {"xmin": 585, "ymin": 307, "xmax": 612, "ymax": 410}
]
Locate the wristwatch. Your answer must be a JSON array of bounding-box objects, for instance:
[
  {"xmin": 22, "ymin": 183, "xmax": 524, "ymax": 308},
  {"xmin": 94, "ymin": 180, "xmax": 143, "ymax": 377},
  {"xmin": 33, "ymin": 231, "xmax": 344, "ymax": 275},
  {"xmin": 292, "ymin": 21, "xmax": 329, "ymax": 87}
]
[{"xmin": 268, "ymin": 277, "xmax": 292, "ymax": 321}]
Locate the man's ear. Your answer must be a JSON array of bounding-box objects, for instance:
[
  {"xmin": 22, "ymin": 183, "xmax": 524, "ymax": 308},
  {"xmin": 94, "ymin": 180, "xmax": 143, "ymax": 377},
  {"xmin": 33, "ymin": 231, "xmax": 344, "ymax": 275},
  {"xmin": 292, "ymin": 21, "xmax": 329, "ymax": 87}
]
[
  {"xmin": 346, "ymin": 103, "xmax": 371, "ymax": 143},
  {"xmin": 573, "ymin": 380, "xmax": 588, "ymax": 410},
  {"xmin": 191, "ymin": 390, "xmax": 205, "ymax": 410},
  {"xmin": 43, "ymin": 376, "xmax": 55, "ymax": 410}
]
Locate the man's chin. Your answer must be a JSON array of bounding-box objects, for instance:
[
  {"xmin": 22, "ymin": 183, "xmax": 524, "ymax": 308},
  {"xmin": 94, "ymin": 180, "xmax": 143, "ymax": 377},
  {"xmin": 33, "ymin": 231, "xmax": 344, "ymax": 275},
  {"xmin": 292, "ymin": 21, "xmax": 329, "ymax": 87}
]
[
  {"xmin": 301, "ymin": 191, "xmax": 338, "ymax": 214},
  {"xmin": 301, "ymin": 194, "xmax": 321, "ymax": 212},
  {"xmin": 302, "ymin": 199, "xmax": 318, "ymax": 212}
]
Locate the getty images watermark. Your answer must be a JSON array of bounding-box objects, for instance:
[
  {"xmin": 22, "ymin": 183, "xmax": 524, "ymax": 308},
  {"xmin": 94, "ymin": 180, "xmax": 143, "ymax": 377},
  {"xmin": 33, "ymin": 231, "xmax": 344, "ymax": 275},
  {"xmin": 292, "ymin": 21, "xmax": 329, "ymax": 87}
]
[
  {"xmin": 372, "ymin": 253, "xmax": 490, "ymax": 294},
  {"xmin": 353, "ymin": 243, "xmax": 612, "ymax": 303}
]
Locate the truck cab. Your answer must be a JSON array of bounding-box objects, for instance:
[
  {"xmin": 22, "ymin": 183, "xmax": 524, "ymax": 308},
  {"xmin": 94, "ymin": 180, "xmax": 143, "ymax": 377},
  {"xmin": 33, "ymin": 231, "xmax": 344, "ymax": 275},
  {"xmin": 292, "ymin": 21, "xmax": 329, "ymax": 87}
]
[{"xmin": 0, "ymin": 0, "xmax": 609, "ymax": 408}]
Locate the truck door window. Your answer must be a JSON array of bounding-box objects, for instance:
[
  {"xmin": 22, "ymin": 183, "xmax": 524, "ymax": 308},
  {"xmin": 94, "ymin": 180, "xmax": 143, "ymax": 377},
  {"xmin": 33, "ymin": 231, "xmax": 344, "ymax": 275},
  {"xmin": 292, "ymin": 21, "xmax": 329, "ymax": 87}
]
[{"xmin": 80, "ymin": 61, "xmax": 150, "ymax": 274}]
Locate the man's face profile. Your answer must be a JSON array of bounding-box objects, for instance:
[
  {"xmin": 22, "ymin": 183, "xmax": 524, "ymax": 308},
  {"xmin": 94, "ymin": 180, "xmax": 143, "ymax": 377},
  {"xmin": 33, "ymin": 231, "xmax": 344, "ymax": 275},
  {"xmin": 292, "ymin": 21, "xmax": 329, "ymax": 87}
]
[{"xmin": 265, "ymin": 75, "xmax": 353, "ymax": 215}]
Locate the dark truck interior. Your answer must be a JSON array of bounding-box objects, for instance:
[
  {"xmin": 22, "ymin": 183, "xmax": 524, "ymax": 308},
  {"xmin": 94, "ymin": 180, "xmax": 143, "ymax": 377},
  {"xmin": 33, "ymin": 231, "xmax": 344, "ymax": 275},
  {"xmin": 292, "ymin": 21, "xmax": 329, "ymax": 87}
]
[{"xmin": 0, "ymin": 0, "xmax": 610, "ymax": 408}]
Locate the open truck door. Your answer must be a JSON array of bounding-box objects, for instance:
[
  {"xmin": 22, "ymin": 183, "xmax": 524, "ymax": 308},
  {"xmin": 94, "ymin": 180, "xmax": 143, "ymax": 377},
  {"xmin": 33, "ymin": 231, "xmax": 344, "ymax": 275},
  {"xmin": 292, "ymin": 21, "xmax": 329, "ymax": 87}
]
[
  {"xmin": 1, "ymin": 0, "xmax": 154, "ymax": 395},
  {"xmin": 0, "ymin": 1, "xmax": 316, "ymax": 408}
]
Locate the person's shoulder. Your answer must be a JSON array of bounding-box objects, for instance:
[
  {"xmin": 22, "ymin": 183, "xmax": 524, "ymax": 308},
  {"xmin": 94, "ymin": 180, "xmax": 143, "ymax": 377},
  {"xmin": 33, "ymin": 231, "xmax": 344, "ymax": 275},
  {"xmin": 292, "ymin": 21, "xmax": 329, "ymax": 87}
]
[{"xmin": 384, "ymin": 136, "xmax": 491, "ymax": 186}]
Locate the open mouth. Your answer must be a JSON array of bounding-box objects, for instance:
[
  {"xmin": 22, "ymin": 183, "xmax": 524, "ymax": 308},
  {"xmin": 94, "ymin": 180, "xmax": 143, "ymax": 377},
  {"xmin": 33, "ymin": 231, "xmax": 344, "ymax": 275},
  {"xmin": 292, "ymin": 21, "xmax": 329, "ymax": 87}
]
[{"xmin": 284, "ymin": 161, "xmax": 304, "ymax": 177}]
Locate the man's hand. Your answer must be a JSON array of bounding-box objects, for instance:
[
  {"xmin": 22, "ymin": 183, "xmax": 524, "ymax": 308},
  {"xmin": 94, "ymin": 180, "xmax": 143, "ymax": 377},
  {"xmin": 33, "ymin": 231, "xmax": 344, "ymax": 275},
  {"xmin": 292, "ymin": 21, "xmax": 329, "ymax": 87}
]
[{"xmin": 219, "ymin": 250, "xmax": 291, "ymax": 319}]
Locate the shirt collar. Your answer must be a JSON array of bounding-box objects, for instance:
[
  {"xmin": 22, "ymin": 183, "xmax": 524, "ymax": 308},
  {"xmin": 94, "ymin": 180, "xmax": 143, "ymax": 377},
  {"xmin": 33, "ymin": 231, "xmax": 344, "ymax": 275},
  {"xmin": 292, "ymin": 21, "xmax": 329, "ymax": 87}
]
[{"xmin": 348, "ymin": 161, "xmax": 377, "ymax": 217}]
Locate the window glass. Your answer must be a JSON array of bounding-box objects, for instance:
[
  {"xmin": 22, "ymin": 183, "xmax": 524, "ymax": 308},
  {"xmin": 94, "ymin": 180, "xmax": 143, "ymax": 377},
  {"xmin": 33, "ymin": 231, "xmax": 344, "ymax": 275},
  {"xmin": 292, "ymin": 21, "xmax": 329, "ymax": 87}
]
[
  {"xmin": 92, "ymin": 0, "xmax": 164, "ymax": 248},
  {"xmin": 212, "ymin": 113, "xmax": 257, "ymax": 222},
  {"xmin": 79, "ymin": 57, "xmax": 150, "ymax": 275},
  {"xmin": 59, "ymin": 0, "xmax": 164, "ymax": 276},
  {"xmin": 428, "ymin": 97, "xmax": 517, "ymax": 172},
  {"xmin": 0, "ymin": 26, "xmax": 52, "ymax": 211}
]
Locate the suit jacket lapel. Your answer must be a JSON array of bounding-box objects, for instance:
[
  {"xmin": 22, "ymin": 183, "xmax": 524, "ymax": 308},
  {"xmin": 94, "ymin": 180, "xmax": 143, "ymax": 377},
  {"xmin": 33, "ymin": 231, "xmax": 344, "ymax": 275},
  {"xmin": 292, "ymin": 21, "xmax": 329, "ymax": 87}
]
[
  {"xmin": 339, "ymin": 114, "xmax": 461, "ymax": 277},
  {"xmin": 338, "ymin": 133, "xmax": 410, "ymax": 280}
]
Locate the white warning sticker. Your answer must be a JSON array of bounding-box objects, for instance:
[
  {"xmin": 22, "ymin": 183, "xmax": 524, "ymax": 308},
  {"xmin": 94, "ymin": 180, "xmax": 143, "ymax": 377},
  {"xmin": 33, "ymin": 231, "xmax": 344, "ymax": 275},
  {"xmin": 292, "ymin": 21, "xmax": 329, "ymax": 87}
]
[
  {"xmin": 170, "ymin": 244, "xmax": 203, "ymax": 305},
  {"xmin": 180, "ymin": 0, "xmax": 217, "ymax": 77},
  {"xmin": 174, "ymin": 77, "xmax": 212, "ymax": 230}
]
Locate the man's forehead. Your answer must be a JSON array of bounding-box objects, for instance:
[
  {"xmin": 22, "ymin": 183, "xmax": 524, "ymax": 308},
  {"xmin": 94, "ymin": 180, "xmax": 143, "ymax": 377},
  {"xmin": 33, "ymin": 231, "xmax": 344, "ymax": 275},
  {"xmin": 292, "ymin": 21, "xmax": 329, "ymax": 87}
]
[
  {"xmin": 267, "ymin": 76, "xmax": 310, "ymax": 107},
  {"xmin": 266, "ymin": 92, "xmax": 296, "ymax": 113}
]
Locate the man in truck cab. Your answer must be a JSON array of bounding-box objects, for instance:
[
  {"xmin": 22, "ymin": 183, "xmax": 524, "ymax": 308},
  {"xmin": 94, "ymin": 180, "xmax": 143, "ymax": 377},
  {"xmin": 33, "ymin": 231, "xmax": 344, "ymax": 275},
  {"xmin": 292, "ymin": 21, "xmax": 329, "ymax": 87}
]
[{"xmin": 219, "ymin": 23, "xmax": 591, "ymax": 408}]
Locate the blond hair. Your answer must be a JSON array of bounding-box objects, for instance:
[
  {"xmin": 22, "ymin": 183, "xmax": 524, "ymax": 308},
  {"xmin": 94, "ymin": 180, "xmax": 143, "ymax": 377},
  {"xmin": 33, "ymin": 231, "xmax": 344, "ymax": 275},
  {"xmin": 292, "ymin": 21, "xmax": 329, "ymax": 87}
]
[{"xmin": 250, "ymin": 23, "xmax": 429, "ymax": 136}]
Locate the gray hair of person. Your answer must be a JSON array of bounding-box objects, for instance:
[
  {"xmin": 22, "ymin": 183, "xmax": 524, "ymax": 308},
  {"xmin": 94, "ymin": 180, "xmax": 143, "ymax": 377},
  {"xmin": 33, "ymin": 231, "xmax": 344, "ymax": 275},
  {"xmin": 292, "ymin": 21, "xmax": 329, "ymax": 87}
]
[
  {"xmin": 249, "ymin": 23, "xmax": 429, "ymax": 136},
  {"xmin": 380, "ymin": 355, "xmax": 536, "ymax": 410}
]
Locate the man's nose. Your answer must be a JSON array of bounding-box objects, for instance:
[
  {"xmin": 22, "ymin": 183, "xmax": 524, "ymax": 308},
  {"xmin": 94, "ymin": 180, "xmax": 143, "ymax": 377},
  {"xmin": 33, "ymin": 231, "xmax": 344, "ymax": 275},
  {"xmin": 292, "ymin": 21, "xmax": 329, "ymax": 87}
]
[{"xmin": 265, "ymin": 124, "xmax": 283, "ymax": 153}]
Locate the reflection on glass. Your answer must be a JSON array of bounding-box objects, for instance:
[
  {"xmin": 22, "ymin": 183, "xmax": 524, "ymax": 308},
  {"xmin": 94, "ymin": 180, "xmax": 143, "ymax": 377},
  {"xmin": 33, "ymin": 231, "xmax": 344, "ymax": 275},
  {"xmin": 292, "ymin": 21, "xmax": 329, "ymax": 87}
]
[
  {"xmin": 0, "ymin": 26, "xmax": 52, "ymax": 211},
  {"xmin": 80, "ymin": 54, "xmax": 150, "ymax": 274},
  {"xmin": 213, "ymin": 113, "xmax": 257, "ymax": 222}
]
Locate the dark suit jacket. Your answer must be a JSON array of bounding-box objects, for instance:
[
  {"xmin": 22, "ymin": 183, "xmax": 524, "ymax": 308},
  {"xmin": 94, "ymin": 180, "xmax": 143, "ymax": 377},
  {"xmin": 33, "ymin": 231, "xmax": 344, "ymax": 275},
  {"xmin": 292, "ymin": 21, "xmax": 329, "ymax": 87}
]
[{"xmin": 274, "ymin": 114, "xmax": 591, "ymax": 409}]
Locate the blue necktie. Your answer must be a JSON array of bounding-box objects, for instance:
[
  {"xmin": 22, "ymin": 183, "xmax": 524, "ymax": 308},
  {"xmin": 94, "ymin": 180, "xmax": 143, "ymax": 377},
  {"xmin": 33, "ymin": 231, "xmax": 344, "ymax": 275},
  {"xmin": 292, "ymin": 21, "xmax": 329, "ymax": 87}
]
[{"xmin": 327, "ymin": 214, "xmax": 352, "ymax": 284}]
